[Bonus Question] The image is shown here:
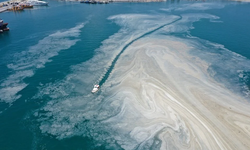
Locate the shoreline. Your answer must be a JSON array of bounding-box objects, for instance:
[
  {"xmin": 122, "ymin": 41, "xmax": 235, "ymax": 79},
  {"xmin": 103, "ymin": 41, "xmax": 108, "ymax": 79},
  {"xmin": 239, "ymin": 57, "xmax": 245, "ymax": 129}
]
[{"xmin": 0, "ymin": 0, "xmax": 165, "ymax": 13}]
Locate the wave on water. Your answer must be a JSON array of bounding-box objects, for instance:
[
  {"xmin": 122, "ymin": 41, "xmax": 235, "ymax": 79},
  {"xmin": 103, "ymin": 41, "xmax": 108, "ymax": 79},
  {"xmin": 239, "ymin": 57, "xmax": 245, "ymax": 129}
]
[
  {"xmin": 0, "ymin": 23, "xmax": 84, "ymax": 104},
  {"xmin": 32, "ymin": 3, "xmax": 250, "ymax": 150}
]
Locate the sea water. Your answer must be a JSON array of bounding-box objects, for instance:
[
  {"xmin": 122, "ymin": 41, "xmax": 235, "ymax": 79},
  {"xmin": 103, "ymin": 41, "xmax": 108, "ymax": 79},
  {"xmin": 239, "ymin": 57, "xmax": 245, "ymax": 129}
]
[{"xmin": 0, "ymin": 1, "xmax": 250, "ymax": 149}]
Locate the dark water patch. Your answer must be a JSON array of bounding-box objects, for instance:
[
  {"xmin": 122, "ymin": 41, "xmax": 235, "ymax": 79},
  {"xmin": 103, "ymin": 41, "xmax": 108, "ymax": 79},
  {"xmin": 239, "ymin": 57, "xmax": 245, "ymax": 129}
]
[
  {"xmin": 238, "ymin": 71, "xmax": 250, "ymax": 97},
  {"xmin": 190, "ymin": 38, "xmax": 250, "ymax": 99},
  {"xmin": 190, "ymin": 3, "xmax": 250, "ymax": 59},
  {"xmin": 0, "ymin": 100, "xmax": 33, "ymax": 150}
]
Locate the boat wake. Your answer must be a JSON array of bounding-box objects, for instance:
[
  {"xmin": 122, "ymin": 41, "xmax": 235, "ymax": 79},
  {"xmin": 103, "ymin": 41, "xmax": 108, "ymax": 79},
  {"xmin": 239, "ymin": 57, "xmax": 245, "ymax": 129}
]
[{"xmin": 31, "ymin": 3, "xmax": 250, "ymax": 150}]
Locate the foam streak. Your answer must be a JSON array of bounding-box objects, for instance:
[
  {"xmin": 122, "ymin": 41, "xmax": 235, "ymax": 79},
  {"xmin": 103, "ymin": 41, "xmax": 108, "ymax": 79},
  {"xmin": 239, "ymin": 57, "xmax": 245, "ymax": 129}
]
[{"xmin": 0, "ymin": 23, "xmax": 84, "ymax": 104}]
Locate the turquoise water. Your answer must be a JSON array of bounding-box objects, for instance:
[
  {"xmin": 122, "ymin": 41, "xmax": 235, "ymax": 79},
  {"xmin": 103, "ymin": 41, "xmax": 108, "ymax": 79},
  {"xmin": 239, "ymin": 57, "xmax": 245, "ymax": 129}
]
[{"xmin": 0, "ymin": 1, "xmax": 250, "ymax": 149}]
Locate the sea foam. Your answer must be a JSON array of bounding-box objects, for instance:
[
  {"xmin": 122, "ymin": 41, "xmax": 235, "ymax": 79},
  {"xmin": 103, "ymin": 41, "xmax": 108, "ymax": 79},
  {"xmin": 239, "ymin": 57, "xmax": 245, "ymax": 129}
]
[
  {"xmin": 33, "ymin": 4, "xmax": 250, "ymax": 150},
  {"xmin": 0, "ymin": 23, "xmax": 84, "ymax": 104}
]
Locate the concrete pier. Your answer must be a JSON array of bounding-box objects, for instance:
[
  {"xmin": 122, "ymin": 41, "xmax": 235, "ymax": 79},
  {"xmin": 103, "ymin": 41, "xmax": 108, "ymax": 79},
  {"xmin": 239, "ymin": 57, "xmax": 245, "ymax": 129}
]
[
  {"xmin": 0, "ymin": 0, "xmax": 25, "ymax": 13},
  {"xmin": 0, "ymin": 1, "xmax": 11, "ymax": 13},
  {"xmin": 0, "ymin": 7, "xmax": 8, "ymax": 13}
]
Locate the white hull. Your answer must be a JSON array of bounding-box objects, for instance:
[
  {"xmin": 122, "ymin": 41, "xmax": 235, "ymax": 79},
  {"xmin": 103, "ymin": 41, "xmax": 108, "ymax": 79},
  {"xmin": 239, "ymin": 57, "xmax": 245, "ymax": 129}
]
[
  {"xmin": 91, "ymin": 85, "xmax": 99, "ymax": 93},
  {"xmin": 28, "ymin": 1, "xmax": 48, "ymax": 6}
]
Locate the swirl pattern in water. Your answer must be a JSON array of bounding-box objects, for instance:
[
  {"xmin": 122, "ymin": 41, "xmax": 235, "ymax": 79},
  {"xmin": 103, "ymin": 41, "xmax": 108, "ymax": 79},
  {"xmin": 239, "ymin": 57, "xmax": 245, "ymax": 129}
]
[{"xmin": 33, "ymin": 11, "xmax": 250, "ymax": 150}]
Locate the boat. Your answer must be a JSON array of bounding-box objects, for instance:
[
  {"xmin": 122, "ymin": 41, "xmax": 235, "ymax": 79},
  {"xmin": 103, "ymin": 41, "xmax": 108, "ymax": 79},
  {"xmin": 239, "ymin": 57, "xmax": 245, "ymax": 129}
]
[
  {"xmin": 90, "ymin": 1, "xmax": 97, "ymax": 4},
  {"xmin": 80, "ymin": 0, "xmax": 89, "ymax": 3},
  {"xmin": 80, "ymin": 0, "xmax": 97, "ymax": 4},
  {"xmin": 23, "ymin": 5, "xmax": 33, "ymax": 8},
  {"xmin": 19, "ymin": 3, "xmax": 34, "ymax": 8},
  {"xmin": 7, "ymin": 5, "xmax": 24, "ymax": 11},
  {"xmin": 27, "ymin": 0, "xmax": 48, "ymax": 6},
  {"xmin": 91, "ymin": 85, "xmax": 100, "ymax": 93},
  {"xmin": 97, "ymin": 1, "xmax": 109, "ymax": 4},
  {"xmin": 0, "ymin": 19, "xmax": 8, "ymax": 29},
  {"xmin": 0, "ymin": 19, "xmax": 9, "ymax": 33}
]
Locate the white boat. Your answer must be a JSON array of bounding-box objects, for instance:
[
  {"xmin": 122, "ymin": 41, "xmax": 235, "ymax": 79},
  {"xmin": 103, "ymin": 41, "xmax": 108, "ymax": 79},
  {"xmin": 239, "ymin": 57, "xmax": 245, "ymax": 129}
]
[
  {"xmin": 27, "ymin": 0, "xmax": 48, "ymax": 6},
  {"xmin": 91, "ymin": 85, "xmax": 99, "ymax": 93}
]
